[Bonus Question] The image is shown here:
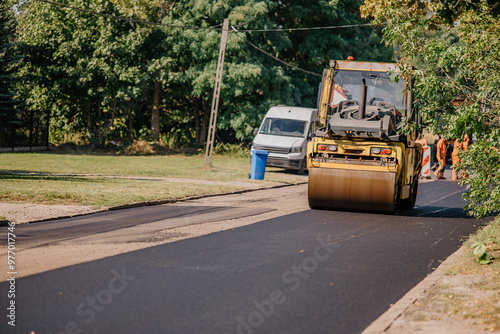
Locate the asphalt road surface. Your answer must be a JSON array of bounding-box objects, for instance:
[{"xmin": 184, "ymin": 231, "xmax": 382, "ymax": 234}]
[
  {"xmin": 0, "ymin": 181, "xmax": 488, "ymax": 334},
  {"xmin": 8, "ymin": 204, "xmax": 275, "ymax": 247}
]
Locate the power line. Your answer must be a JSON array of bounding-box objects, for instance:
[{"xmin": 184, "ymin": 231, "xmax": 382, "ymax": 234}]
[
  {"xmin": 236, "ymin": 23, "xmax": 376, "ymax": 32},
  {"xmin": 245, "ymin": 41, "xmax": 322, "ymax": 77}
]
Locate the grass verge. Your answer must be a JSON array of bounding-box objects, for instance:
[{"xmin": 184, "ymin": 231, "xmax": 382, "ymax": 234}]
[
  {"xmin": 454, "ymin": 216, "xmax": 500, "ymax": 331},
  {"xmin": 415, "ymin": 216, "xmax": 500, "ymax": 332},
  {"xmin": 0, "ymin": 174, "xmax": 243, "ymax": 208},
  {"xmin": 0, "ymin": 152, "xmax": 304, "ymax": 182},
  {"xmin": 0, "ymin": 152, "xmax": 306, "ymax": 207}
]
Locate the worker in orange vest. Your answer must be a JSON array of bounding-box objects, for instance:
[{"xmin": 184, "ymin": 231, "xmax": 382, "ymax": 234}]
[
  {"xmin": 434, "ymin": 135, "xmax": 447, "ymax": 179},
  {"xmin": 452, "ymin": 134, "xmax": 470, "ymax": 180}
]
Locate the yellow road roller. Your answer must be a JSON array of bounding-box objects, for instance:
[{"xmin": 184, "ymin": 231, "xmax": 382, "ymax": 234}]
[{"xmin": 307, "ymin": 60, "xmax": 422, "ymax": 213}]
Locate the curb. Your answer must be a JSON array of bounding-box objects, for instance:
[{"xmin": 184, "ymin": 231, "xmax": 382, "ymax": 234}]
[
  {"xmin": 7, "ymin": 181, "xmax": 308, "ymax": 226},
  {"xmin": 109, "ymin": 181, "xmax": 308, "ymax": 210},
  {"xmin": 0, "ymin": 219, "xmax": 10, "ymax": 227},
  {"xmin": 361, "ymin": 246, "xmax": 464, "ymax": 334}
]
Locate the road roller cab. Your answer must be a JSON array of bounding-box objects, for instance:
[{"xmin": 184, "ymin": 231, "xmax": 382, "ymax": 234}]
[
  {"xmin": 307, "ymin": 60, "xmax": 422, "ymax": 213},
  {"xmin": 252, "ymin": 106, "xmax": 319, "ymax": 174}
]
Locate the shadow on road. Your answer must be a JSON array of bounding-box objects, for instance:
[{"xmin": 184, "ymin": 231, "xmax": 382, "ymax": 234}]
[{"xmin": 398, "ymin": 206, "xmax": 471, "ymax": 218}]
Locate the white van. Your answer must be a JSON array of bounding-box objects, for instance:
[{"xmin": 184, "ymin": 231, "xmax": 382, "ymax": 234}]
[{"xmin": 251, "ymin": 106, "xmax": 319, "ymax": 174}]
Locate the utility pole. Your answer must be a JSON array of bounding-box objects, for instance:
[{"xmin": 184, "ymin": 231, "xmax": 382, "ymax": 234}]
[{"xmin": 204, "ymin": 18, "xmax": 229, "ymax": 167}]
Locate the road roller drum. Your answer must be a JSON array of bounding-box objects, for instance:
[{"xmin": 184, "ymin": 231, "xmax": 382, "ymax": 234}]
[{"xmin": 308, "ymin": 167, "xmax": 398, "ymax": 213}]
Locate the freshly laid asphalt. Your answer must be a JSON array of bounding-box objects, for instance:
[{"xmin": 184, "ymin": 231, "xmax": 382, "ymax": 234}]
[
  {"xmin": 0, "ymin": 181, "xmax": 488, "ymax": 334},
  {"xmin": 8, "ymin": 205, "xmax": 275, "ymax": 247}
]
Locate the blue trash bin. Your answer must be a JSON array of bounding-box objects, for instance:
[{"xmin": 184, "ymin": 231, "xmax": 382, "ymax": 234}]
[{"xmin": 250, "ymin": 150, "xmax": 269, "ymax": 180}]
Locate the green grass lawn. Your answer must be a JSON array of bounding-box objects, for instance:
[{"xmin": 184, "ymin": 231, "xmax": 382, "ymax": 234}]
[
  {"xmin": 0, "ymin": 152, "xmax": 248, "ymax": 180},
  {"xmin": 0, "ymin": 152, "xmax": 306, "ymax": 207},
  {"xmin": 0, "ymin": 174, "xmax": 244, "ymax": 207}
]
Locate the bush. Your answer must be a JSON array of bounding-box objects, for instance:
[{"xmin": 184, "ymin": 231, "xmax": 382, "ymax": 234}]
[
  {"xmin": 124, "ymin": 140, "xmax": 155, "ymax": 155},
  {"xmin": 213, "ymin": 142, "xmax": 251, "ymax": 158},
  {"xmin": 465, "ymin": 216, "xmax": 500, "ymax": 265}
]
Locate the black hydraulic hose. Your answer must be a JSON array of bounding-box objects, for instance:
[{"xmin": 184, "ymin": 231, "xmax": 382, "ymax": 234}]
[{"xmin": 359, "ymin": 79, "xmax": 367, "ymax": 119}]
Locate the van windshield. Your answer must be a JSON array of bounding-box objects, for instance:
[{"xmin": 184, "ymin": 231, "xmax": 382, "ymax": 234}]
[{"xmin": 259, "ymin": 118, "xmax": 308, "ymax": 138}]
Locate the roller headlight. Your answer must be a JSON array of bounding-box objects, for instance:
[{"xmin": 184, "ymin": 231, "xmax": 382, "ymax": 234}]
[
  {"xmin": 327, "ymin": 145, "xmax": 338, "ymax": 152},
  {"xmin": 371, "ymin": 147, "xmax": 392, "ymax": 155}
]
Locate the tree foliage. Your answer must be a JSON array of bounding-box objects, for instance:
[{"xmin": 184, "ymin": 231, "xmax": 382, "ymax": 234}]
[
  {"xmin": 13, "ymin": 0, "xmax": 172, "ymax": 145},
  {"xmin": 9, "ymin": 0, "xmax": 394, "ymax": 148},
  {"xmin": 162, "ymin": 0, "xmax": 393, "ymax": 143},
  {"xmin": 0, "ymin": 1, "xmax": 20, "ymax": 147},
  {"xmin": 361, "ymin": 0, "xmax": 500, "ymax": 217}
]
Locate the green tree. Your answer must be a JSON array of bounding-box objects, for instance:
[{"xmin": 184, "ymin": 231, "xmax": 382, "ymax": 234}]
[
  {"xmin": 161, "ymin": 0, "xmax": 288, "ymax": 145},
  {"xmin": 0, "ymin": 1, "xmax": 20, "ymax": 148},
  {"xmin": 361, "ymin": 0, "xmax": 500, "ymax": 217},
  {"xmin": 110, "ymin": 0, "xmax": 171, "ymax": 142},
  {"xmin": 14, "ymin": 0, "xmax": 171, "ymax": 145},
  {"xmin": 163, "ymin": 0, "xmax": 394, "ymax": 144},
  {"xmin": 12, "ymin": 0, "xmax": 394, "ymax": 148}
]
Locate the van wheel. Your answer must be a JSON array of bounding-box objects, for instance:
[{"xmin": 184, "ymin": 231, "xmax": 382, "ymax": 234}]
[{"xmin": 297, "ymin": 158, "xmax": 307, "ymax": 175}]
